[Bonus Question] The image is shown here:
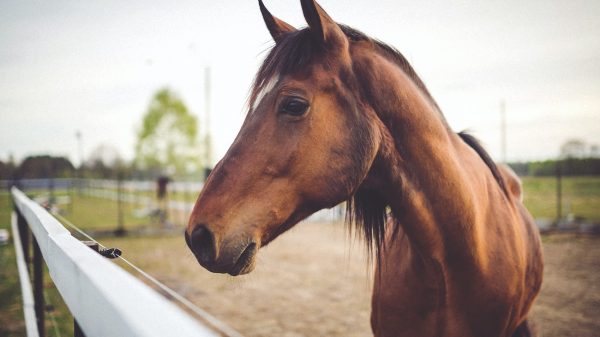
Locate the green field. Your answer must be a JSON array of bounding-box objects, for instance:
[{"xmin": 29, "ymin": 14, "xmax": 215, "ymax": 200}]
[
  {"xmin": 91, "ymin": 177, "xmax": 600, "ymax": 223},
  {"xmin": 89, "ymin": 187, "xmax": 199, "ymax": 203},
  {"xmin": 0, "ymin": 192, "xmax": 25, "ymax": 336},
  {"xmin": 521, "ymin": 176, "xmax": 600, "ymax": 221},
  {"xmin": 0, "ymin": 176, "xmax": 599, "ymax": 336},
  {"xmin": 62, "ymin": 195, "xmax": 153, "ymax": 231},
  {"xmin": 19, "ymin": 191, "xmax": 188, "ymax": 231},
  {"xmin": 67, "ymin": 193, "xmax": 192, "ymax": 230}
]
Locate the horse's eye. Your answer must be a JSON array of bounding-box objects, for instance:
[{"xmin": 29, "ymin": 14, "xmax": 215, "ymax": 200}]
[{"xmin": 279, "ymin": 97, "xmax": 309, "ymax": 116}]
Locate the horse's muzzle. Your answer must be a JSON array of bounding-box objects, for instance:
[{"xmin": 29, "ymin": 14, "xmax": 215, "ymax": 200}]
[{"xmin": 185, "ymin": 225, "xmax": 258, "ymax": 276}]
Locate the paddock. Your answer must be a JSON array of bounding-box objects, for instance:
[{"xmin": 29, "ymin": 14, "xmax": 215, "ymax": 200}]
[
  {"xmin": 104, "ymin": 223, "xmax": 600, "ymax": 337},
  {"xmin": 1, "ymin": 180, "xmax": 599, "ymax": 336}
]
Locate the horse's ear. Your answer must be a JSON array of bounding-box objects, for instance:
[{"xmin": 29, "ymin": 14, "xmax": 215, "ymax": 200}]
[
  {"xmin": 259, "ymin": 0, "xmax": 296, "ymax": 43},
  {"xmin": 300, "ymin": 0, "xmax": 344, "ymax": 45}
]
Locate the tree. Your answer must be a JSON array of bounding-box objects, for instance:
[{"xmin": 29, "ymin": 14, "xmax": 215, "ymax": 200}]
[
  {"xmin": 590, "ymin": 144, "xmax": 599, "ymax": 158},
  {"xmin": 560, "ymin": 139, "xmax": 586, "ymax": 159},
  {"xmin": 135, "ymin": 88, "xmax": 202, "ymax": 177},
  {"xmin": 0, "ymin": 155, "xmax": 16, "ymax": 180},
  {"xmin": 16, "ymin": 155, "xmax": 75, "ymax": 179},
  {"xmin": 0, "ymin": 161, "xmax": 11, "ymax": 180},
  {"xmin": 85, "ymin": 144, "xmax": 124, "ymax": 178}
]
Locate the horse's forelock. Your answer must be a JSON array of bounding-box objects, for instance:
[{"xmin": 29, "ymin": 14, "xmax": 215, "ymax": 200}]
[{"xmin": 249, "ymin": 29, "xmax": 317, "ymax": 112}]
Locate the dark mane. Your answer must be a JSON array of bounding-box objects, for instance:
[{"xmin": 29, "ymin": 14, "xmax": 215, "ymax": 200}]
[
  {"xmin": 458, "ymin": 132, "xmax": 509, "ymax": 196},
  {"xmin": 251, "ymin": 24, "xmax": 509, "ymax": 255},
  {"xmin": 250, "ymin": 25, "xmax": 442, "ymax": 113}
]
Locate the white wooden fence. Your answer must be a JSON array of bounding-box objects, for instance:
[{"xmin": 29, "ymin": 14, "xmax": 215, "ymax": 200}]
[
  {"xmin": 11, "ymin": 187, "xmax": 221, "ymax": 337},
  {"xmin": 11, "ymin": 211, "xmax": 39, "ymax": 337}
]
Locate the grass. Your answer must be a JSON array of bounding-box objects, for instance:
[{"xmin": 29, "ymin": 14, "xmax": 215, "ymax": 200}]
[
  {"xmin": 62, "ymin": 193, "xmax": 191, "ymax": 231},
  {"xmin": 63, "ymin": 195, "xmax": 152, "ymax": 231},
  {"xmin": 0, "ymin": 193, "xmax": 25, "ymax": 336},
  {"xmin": 521, "ymin": 176, "xmax": 600, "ymax": 221},
  {"xmin": 93, "ymin": 187, "xmax": 198, "ymax": 203},
  {"xmin": 23, "ymin": 190, "xmax": 186, "ymax": 231},
  {"xmin": 102, "ymin": 177, "xmax": 600, "ymax": 222}
]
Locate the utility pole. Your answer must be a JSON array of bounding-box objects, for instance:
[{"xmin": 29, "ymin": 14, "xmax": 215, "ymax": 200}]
[
  {"xmin": 76, "ymin": 131, "xmax": 83, "ymax": 169},
  {"xmin": 76, "ymin": 131, "xmax": 83, "ymax": 196},
  {"xmin": 500, "ymin": 99, "xmax": 507, "ymax": 163},
  {"xmin": 556, "ymin": 162, "xmax": 562, "ymax": 224}
]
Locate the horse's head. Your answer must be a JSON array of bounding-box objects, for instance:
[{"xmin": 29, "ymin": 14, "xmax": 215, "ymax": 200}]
[{"xmin": 186, "ymin": 0, "xmax": 385, "ymax": 275}]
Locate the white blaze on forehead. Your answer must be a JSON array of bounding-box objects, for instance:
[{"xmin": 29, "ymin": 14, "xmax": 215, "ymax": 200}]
[{"xmin": 252, "ymin": 75, "xmax": 280, "ymax": 112}]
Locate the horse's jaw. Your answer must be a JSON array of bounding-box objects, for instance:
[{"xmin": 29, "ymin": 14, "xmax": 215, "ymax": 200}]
[{"xmin": 227, "ymin": 242, "xmax": 259, "ymax": 276}]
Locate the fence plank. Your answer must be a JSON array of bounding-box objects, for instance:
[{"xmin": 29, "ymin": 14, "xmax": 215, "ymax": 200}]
[
  {"xmin": 11, "ymin": 212, "xmax": 40, "ymax": 337},
  {"xmin": 11, "ymin": 188, "xmax": 219, "ymax": 337}
]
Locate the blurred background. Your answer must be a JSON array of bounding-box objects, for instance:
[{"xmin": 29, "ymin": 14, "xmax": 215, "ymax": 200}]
[{"xmin": 1, "ymin": 1, "xmax": 599, "ymax": 336}]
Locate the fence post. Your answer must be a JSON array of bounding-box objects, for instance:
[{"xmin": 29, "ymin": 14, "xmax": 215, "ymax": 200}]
[
  {"xmin": 32, "ymin": 235, "xmax": 45, "ymax": 337},
  {"xmin": 15, "ymin": 206, "xmax": 30, "ymax": 266},
  {"xmin": 556, "ymin": 161, "xmax": 562, "ymax": 224},
  {"xmin": 69, "ymin": 178, "xmax": 74, "ymax": 214},
  {"xmin": 115, "ymin": 174, "xmax": 125, "ymax": 236},
  {"xmin": 48, "ymin": 178, "xmax": 55, "ymax": 208},
  {"xmin": 74, "ymin": 321, "xmax": 85, "ymax": 337}
]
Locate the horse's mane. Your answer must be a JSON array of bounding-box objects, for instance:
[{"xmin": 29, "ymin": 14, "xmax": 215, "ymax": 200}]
[
  {"xmin": 250, "ymin": 25, "xmax": 441, "ymax": 113},
  {"xmin": 250, "ymin": 24, "xmax": 508, "ymax": 255},
  {"xmin": 458, "ymin": 132, "xmax": 508, "ymax": 196}
]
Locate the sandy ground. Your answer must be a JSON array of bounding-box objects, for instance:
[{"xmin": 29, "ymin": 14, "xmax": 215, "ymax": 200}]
[
  {"xmin": 529, "ymin": 234, "xmax": 600, "ymax": 337},
  {"xmin": 107, "ymin": 222, "xmax": 600, "ymax": 337}
]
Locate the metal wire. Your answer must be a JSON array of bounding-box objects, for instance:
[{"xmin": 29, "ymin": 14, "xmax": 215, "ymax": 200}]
[
  {"xmin": 117, "ymin": 256, "xmax": 244, "ymax": 337},
  {"xmin": 42, "ymin": 289, "xmax": 62, "ymax": 337},
  {"xmin": 51, "ymin": 212, "xmax": 244, "ymax": 337}
]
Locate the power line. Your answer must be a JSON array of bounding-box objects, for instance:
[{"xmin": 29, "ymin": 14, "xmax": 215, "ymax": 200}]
[
  {"xmin": 51, "ymin": 212, "xmax": 244, "ymax": 337},
  {"xmin": 43, "ymin": 289, "xmax": 62, "ymax": 337}
]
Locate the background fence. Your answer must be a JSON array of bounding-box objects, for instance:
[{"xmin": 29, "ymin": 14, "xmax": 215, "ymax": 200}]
[{"xmin": 1, "ymin": 178, "xmax": 346, "ymax": 232}]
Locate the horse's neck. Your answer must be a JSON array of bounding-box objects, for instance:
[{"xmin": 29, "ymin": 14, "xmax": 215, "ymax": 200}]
[{"xmin": 358, "ymin": 51, "xmax": 490, "ymax": 260}]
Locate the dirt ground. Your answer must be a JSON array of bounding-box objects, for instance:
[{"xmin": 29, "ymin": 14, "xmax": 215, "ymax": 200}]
[
  {"xmin": 529, "ymin": 234, "xmax": 600, "ymax": 337},
  {"xmin": 106, "ymin": 222, "xmax": 600, "ymax": 337}
]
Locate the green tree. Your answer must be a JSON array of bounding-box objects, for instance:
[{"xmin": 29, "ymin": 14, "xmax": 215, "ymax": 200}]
[
  {"xmin": 0, "ymin": 161, "xmax": 13, "ymax": 180},
  {"xmin": 16, "ymin": 155, "xmax": 75, "ymax": 179},
  {"xmin": 135, "ymin": 88, "xmax": 201, "ymax": 177}
]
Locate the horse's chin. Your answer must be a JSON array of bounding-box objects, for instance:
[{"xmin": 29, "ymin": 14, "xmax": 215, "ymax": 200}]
[
  {"xmin": 229, "ymin": 258, "xmax": 256, "ymax": 276},
  {"xmin": 227, "ymin": 242, "xmax": 259, "ymax": 276}
]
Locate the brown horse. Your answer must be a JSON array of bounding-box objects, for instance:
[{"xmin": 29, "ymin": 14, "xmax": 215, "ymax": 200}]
[{"xmin": 185, "ymin": 1, "xmax": 543, "ymax": 336}]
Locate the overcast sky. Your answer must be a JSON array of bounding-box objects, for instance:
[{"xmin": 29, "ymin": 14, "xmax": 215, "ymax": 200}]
[{"xmin": 1, "ymin": 0, "xmax": 599, "ymax": 167}]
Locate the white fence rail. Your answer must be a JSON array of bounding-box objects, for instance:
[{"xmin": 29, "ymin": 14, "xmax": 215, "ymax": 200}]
[
  {"xmin": 11, "ymin": 212, "xmax": 39, "ymax": 337},
  {"xmin": 11, "ymin": 187, "xmax": 219, "ymax": 337}
]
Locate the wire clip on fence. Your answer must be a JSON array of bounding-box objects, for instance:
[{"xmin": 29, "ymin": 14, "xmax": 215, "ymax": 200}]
[
  {"xmin": 51, "ymin": 211, "xmax": 244, "ymax": 337},
  {"xmin": 99, "ymin": 247, "xmax": 122, "ymax": 259},
  {"xmin": 80, "ymin": 241, "xmax": 122, "ymax": 259}
]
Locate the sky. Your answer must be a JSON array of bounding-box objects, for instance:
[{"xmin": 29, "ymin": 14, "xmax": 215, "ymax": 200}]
[{"xmin": 1, "ymin": 0, "xmax": 599, "ymax": 167}]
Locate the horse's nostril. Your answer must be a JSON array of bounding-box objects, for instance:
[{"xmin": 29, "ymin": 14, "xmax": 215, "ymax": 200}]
[{"xmin": 190, "ymin": 225, "xmax": 216, "ymax": 265}]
